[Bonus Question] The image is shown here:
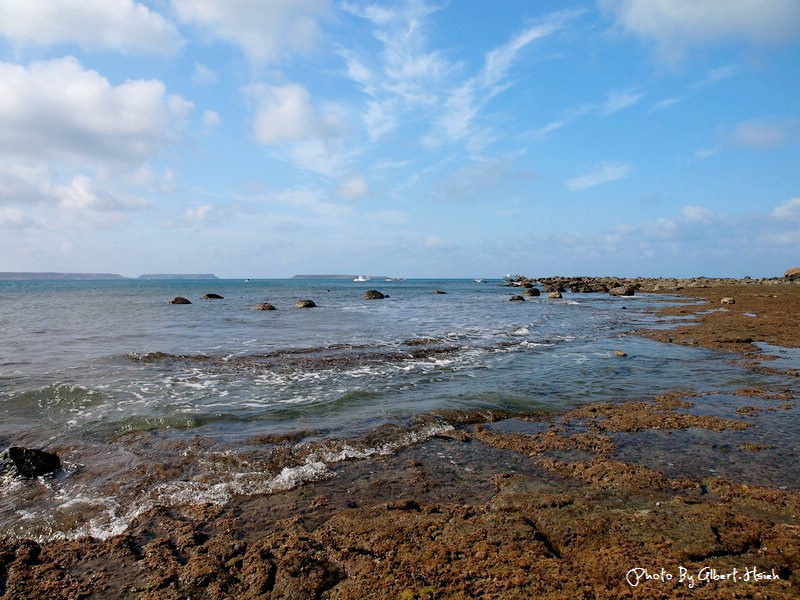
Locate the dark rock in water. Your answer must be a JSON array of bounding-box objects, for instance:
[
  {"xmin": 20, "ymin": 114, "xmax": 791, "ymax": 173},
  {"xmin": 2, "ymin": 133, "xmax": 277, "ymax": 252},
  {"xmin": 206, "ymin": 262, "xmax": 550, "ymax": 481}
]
[
  {"xmin": 0, "ymin": 447, "xmax": 61, "ymax": 479},
  {"xmin": 202, "ymin": 293, "xmax": 224, "ymax": 299},
  {"xmin": 509, "ymin": 295, "xmax": 525, "ymax": 302},
  {"xmin": 254, "ymin": 303, "xmax": 276, "ymax": 311},
  {"xmin": 295, "ymin": 299, "xmax": 316, "ymax": 308},
  {"xmin": 364, "ymin": 289, "xmax": 385, "ymax": 300},
  {"xmin": 608, "ymin": 285, "xmax": 635, "ymax": 297},
  {"xmin": 524, "ymin": 288, "xmax": 540, "ymax": 297},
  {"xmin": 170, "ymin": 296, "xmax": 191, "ymax": 304},
  {"xmin": 433, "ymin": 290, "xmax": 447, "ymax": 294}
]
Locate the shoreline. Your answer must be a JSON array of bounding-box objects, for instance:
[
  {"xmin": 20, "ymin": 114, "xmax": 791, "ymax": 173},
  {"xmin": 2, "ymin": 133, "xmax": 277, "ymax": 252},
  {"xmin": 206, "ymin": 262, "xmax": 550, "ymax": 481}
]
[{"xmin": 1, "ymin": 280, "xmax": 798, "ymax": 598}]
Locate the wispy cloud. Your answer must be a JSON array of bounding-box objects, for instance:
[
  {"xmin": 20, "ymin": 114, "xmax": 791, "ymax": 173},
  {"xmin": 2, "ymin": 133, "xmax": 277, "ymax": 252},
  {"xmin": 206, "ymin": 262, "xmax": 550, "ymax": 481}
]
[
  {"xmin": 727, "ymin": 117, "xmax": 799, "ymax": 150},
  {"xmin": 430, "ymin": 15, "xmax": 571, "ymax": 149},
  {"xmin": 599, "ymin": 88, "xmax": 644, "ymax": 116},
  {"xmin": 565, "ymin": 161, "xmax": 632, "ymax": 191},
  {"xmin": 690, "ymin": 64, "xmax": 739, "ymax": 89}
]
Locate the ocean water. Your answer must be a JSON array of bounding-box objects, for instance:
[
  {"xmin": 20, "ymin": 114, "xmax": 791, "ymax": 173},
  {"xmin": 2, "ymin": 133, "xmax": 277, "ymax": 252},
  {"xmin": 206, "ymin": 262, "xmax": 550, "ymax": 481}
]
[{"xmin": 0, "ymin": 278, "xmax": 788, "ymax": 541}]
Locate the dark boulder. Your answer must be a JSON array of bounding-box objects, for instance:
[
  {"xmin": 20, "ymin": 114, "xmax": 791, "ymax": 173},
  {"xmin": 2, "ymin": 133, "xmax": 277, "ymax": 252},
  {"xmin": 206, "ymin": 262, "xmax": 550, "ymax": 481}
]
[
  {"xmin": 364, "ymin": 290, "xmax": 385, "ymax": 300},
  {"xmin": 254, "ymin": 303, "xmax": 276, "ymax": 311},
  {"xmin": 524, "ymin": 288, "xmax": 540, "ymax": 297},
  {"xmin": 170, "ymin": 296, "xmax": 191, "ymax": 304},
  {"xmin": 433, "ymin": 290, "xmax": 447, "ymax": 294},
  {"xmin": 785, "ymin": 267, "xmax": 800, "ymax": 281},
  {"xmin": 295, "ymin": 299, "xmax": 316, "ymax": 308},
  {"xmin": 608, "ymin": 286, "xmax": 635, "ymax": 297},
  {"xmin": 1, "ymin": 447, "xmax": 61, "ymax": 479},
  {"xmin": 202, "ymin": 293, "xmax": 224, "ymax": 299},
  {"xmin": 509, "ymin": 295, "xmax": 525, "ymax": 302}
]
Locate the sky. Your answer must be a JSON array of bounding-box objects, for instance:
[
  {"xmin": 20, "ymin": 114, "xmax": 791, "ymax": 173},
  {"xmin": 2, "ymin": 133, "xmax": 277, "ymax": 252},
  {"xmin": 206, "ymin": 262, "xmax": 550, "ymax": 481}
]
[{"xmin": 0, "ymin": 0, "xmax": 798, "ymax": 279}]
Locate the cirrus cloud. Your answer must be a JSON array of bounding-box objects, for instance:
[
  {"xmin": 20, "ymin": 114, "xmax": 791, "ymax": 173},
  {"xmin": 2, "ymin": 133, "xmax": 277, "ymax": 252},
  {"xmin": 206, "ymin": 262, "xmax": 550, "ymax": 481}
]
[{"xmin": 565, "ymin": 161, "xmax": 632, "ymax": 191}]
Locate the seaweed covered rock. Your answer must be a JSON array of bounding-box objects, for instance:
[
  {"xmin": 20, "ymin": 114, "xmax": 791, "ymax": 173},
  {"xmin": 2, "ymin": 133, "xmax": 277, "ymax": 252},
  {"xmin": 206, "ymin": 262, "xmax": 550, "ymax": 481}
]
[
  {"xmin": 170, "ymin": 296, "xmax": 191, "ymax": 304},
  {"xmin": 364, "ymin": 290, "xmax": 385, "ymax": 300},
  {"xmin": 0, "ymin": 447, "xmax": 61, "ymax": 479},
  {"xmin": 254, "ymin": 303, "xmax": 276, "ymax": 310},
  {"xmin": 203, "ymin": 293, "xmax": 224, "ymax": 299},
  {"xmin": 295, "ymin": 300, "xmax": 316, "ymax": 308}
]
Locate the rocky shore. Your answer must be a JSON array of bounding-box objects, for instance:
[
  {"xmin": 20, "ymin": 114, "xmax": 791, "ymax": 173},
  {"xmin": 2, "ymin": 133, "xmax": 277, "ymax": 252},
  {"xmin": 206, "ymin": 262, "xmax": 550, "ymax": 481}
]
[{"xmin": 1, "ymin": 279, "xmax": 798, "ymax": 599}]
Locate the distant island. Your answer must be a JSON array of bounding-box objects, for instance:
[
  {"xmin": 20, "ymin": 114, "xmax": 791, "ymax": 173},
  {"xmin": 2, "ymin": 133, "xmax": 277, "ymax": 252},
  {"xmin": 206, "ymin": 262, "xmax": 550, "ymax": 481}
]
[
  {"xmin": 292, "ymin": 274, "xmax": 389, "ymax": 280},
  {"xmin": 137, "ymin": 274, "xmax": 219, "ymax": 280},
  {"xmin": 0, "ymin": 272, "xmax": 219, "ymax": 280},
  {"xmin": 0, "ymin": 272, "xmax": 127, "ymax": 280}
]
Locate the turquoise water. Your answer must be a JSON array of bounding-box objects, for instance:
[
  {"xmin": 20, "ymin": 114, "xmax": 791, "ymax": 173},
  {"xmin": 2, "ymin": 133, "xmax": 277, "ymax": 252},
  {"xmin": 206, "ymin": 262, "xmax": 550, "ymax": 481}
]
[{"xmin": 0, "ymin": 278, "xmax": 790, "ymax": 541}]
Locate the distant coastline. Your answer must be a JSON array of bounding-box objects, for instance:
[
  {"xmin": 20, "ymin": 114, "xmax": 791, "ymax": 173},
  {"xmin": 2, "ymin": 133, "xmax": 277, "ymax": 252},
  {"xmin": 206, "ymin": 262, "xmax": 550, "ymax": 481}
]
[
  {"xmin": 137, "ymin": 274, "xmax": 219, "ymax": 280},
  {"xmin": 292, "ymin": 274, "xmax": 389, "ymax": 280},
  {"xmin": 0, "ymin": 272, "xmax": 218, "ymax": 280}
]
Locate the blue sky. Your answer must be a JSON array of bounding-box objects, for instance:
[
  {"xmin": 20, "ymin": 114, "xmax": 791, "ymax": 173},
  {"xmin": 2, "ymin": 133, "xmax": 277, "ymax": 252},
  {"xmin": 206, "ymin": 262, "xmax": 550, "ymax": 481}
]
[{"xmin": 0, "ymin": 0, "xmax": 798, "ymax": 278}]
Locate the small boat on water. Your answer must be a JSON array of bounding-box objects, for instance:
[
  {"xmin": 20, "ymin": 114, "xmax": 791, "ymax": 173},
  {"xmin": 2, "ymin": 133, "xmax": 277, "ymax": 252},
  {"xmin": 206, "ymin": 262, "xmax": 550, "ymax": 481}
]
[
  {"xmin": 385, "ymin": 277, "xmax": 405, "ymax": 281},
  {"xmin": 354, "ymin": 275, "xmax": 370, "ymax": 282},
  {"xmin": 474, "ymin": 278, "xmax": 484, "ymax": 283}
]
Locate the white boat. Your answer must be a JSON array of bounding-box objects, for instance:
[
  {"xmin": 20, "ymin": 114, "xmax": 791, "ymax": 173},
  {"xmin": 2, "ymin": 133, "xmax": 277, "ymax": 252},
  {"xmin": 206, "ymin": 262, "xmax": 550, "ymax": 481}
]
[
  {"xmin": 474, "ymin": 278, "xmax": 484, "ymax": 283},
  {"xmin": 354, "ymin": 275, "xmax": 370, "ymax": 282}
]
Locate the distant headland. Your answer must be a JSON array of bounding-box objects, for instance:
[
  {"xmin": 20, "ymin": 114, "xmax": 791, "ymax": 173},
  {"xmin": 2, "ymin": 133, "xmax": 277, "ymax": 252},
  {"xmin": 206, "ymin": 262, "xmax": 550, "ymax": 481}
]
[{"xmin": 0, "ymin": 272, "xmax": 219, "ymax": 280}]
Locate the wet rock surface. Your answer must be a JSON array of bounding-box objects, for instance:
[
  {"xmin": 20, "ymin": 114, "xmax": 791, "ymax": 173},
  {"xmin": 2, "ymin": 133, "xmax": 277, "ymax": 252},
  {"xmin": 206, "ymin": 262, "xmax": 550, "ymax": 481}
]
[{"xmin": 3, "ymin": 280, "xmax": 799, "ymax": 598}]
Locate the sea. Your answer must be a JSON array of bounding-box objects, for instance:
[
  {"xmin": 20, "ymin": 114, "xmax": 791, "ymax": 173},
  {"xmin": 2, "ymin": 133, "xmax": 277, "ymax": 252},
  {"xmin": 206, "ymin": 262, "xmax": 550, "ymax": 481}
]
[{"xmin": 0, "ymin": 277, "xmax": 795, "ymax": 542}]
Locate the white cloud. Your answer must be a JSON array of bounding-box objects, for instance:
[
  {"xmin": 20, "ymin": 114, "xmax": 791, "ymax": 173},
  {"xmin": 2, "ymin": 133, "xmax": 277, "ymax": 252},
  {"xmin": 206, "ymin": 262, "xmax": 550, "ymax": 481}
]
[
  {"xmin": 0, "ymin": 0, "xmax": 182, "ymax": 54},
  {"xmin": 599, "ymin": 88, "xmax": 644, "ymax": 116},
  {"xmin": 335, "ymin": 176, "xmax": 370, "ymax": 201},
  {"xmin": 186, "ymin": 203, "xmax": 214, "ymax": 222},
  {"xmin": 0, "ymin": 57, "xmax": 192, "ymax": 166},
  {"xmin": 202, "ymin": 110, "xmax": 222, "ymax": 129},
  {"xmin": 728, "ymin": 118, "xmax": 799, "ymax": 150},
  {"xmin": 172, "ymin": 0, "xmax": 329, "ymax": 65},
  {"xmin": 690, "ymin": 64, "xmax": 739, "ymax": 89},
  {"xmin": 0, "ymin": 207, "xmax": 36, "ymax": 230},
  {"xmin": 244, "ymin": 82, "xmax": 341, "ymax": 145},
  {"xmin": 0, "ymin": 164, "xmax": 152, "ymax": 231},
  {"xmin": 772, "ymin": 198, "xmax": 800, "ymax": 221},
  {"xmin": 339, "ymin": 1, "xmax": 453, "ymax": 140},
  {"xmin": 681, "ymin": 204, "xmax": 715, "ymax": 224},
  {"xmin": 434, "ymin": 20, "xmax": 564, "ymax": 148},
  {"xmin": 243, "ymin": 82, "xmax": 348, "ymax": 176},
  {"xmin": 192, "ymin": 63, "xmax": 219, "ymax": 84},
  {"xmin": 565, "ymin": 161, "xmax": 632, "ymax": 191},
  {"xmin": 652, "ymin": 97, "xmax": 680, "ymax": 111},
  {"xmin": 694, "ymin": 148, "xmax": 717, "ymax": 159},
  {"xmin": 601, "ymin": 0, "xmax": 800, "ymax": 65},
  {"xmin": 362, "ymin": 210, "xmax": 409, "ymax": 224},
  {"xmin": 56, "ymin": 175, "xmax": 152, "ymax": 214}
]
